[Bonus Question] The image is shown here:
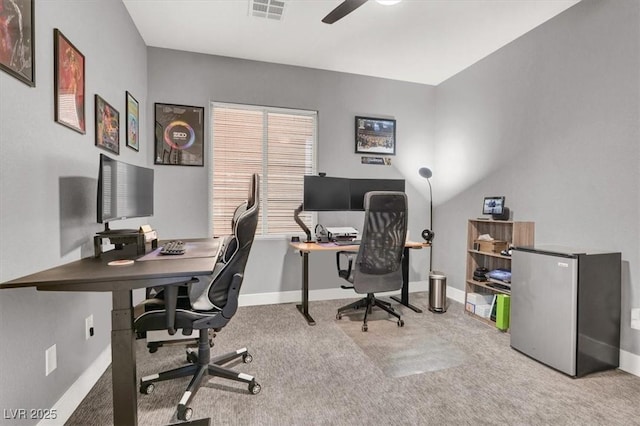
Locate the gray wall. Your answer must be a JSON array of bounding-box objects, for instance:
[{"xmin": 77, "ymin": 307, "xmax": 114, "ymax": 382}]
[
  {"xmin": 147, "ymin": 49, "xmax": 436, "ymax": 295},
  {"xmin": 2, "ymin": 0, "xmax": 638, "ymax": 421},
  {"xmin": 0, "ymin": 0, "xmax": 147, "ymax": 423},
  {"xmin": 433, "ymin": 0, "xmax": 640, "ymax": 354}
]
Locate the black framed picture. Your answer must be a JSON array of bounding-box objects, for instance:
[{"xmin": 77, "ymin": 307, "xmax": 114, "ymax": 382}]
[
  {"xmin": 54, "ymin": 28, "xmax": 85, "ymax": 133},
  {"xmin": 95, "ymin": 94, "xmax": 119, "ymax": 155},
  {"xmin": 126, "ymin": 91, "xmax": 139, "ymax": 151},
  {"xmin": 355, "ymin": 116, "xmax": 396, "ymax": 156},
  {"xmin": 154, "ymin": 103, "xmax": 204, "ymax": 166},
  {"xmin": 0, "ymin": 0, "xmax": 35, "ymax": 87}
]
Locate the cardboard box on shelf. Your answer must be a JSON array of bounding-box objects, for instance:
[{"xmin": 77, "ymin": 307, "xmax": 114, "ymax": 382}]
[{"xmin": 474, "ymin": 239, "xmax": 508, "ymax": 253}]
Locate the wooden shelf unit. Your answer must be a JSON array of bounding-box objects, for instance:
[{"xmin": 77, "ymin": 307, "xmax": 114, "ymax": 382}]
[{"xmin": 465, "ymin": 219, "xmax": 535, "ymax": 325}]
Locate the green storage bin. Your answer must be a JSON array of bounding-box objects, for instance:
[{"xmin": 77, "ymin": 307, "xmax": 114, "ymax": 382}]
[{"xmin": 496, "ymin": 294, "xmax": 511, "ymax": 331}]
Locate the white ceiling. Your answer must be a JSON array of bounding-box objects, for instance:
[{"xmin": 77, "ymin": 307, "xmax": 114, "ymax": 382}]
[{"xmin": 123, "ymin": 0, "xmax": 580, "ymax": 86}]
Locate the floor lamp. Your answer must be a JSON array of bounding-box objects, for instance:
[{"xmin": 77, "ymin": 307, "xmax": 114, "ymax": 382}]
[{"xmin": 418, "ymin": 167, "xmax": 433, "ymax": 271}]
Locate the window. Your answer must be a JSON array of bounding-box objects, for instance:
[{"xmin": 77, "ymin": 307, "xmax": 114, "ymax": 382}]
[{"xmin": 211, "ymin": 102, "xmax": 316, "ymax": 236}]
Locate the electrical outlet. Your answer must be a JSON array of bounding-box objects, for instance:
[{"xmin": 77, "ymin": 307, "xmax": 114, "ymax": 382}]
[
  {"xmin": 45, "ymin": 345, "xmax": 57, "ymax": 376},
  {"xmin": 631, "ymin": 308, "xmax": 640, "ymax": 330},
  {"xmin": 85, "ymin": 315, "xmax": 94, "ymax": 340}
]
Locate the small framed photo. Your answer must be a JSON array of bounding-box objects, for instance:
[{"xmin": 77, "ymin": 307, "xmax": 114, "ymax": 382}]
[
  {"xmin": 0, "ymin": 0, "xmax": 35, "ymax": 86},
  {"xmin": 126, "ymin": 91, "xmax": 139, "ymax": 151},
  {"xmin": 154, "ymin": 103, "xmax": 205, "ymax": 166},
  {"xmin": 54, "ymin": 29, "xmax": 85, "ymax": 134},
  {"xmin": 95, "ymin": 95, "xmax": 119, "ymax": 155},
  {"xmin": 355, "ymin": 116, "xmax": 396, "ymax": 156}
]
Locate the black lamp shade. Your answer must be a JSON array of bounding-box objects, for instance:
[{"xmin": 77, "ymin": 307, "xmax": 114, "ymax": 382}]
[{"xmin": 418, "ymin": 167, "xmax": 432, "ymax": 179}]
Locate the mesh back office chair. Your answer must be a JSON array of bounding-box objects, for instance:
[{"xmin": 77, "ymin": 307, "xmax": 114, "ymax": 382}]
[
  {"xmin": 134, "ymin": 174, "xmax": 260, "ymax": 421},
  {"xmin": 335, "ymin": 191, "xmax": 408, "ymax": 332}
]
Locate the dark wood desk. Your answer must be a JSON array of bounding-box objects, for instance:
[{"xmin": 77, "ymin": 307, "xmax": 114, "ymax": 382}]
[
  {"xmin": 289, "ymin": 240, "xmax": 429, "ymax": 325},
  {"xmin": 0, "ymin": 239, "xmax": 221, "ymax": 426}
]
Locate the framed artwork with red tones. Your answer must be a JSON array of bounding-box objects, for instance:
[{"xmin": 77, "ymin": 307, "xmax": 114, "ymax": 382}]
[
  {"xmin": 0, "ymin": 0, "xmax": 35, "ymax": 86},
  {"xmin": 95, "ymin": 95, "xmax": 119, "ymax": 155},
  {"xmin": 54, "ymin": 28, "xmax": 85, "ymax": 134}
]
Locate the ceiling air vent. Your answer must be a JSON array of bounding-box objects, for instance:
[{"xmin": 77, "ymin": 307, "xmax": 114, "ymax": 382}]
[{"xmin": 249, "ymin": 0, "xmax": 286, "ymax": 21}]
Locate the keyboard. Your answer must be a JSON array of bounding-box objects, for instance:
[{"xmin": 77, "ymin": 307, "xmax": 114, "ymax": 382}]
[{"xmin": 160, "ymin": 240, "xmax": 186, "ymax": 255}]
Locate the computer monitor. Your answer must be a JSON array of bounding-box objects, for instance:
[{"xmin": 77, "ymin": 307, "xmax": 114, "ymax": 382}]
[
  {"xmin": 482, "ymin": 196, "xmax": 505, "ymax": 216},
  {"xmin": 349, "ymin": 178, "xmax": 405, "ymax": 211},
  {"xmin": 97, "ymin": 154, "xmax": 154, "ymax": 230},
  {"xmin": 303, "ymin": 175, "xmax": 350, "ymax": 211}
]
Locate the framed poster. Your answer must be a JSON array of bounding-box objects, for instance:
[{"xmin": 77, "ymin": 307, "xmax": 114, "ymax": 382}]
[
  {"xmin": 0, "ymin": 0, "xmax": 35, "ymax": 86},
  {"xmin": 54, "ymin": 29, "xmax": 85, "ymax": 133},
  {"xmin": 126, "ymin": 91, "xmax": 139, "ymax": 151},
  {"xmin": 95, "ymin": 94, "xmax": 119, "ymax": 155},
  {"xmin": 154, "ymin": 103, "xmax": 204, "ymax": 166},
  {"xmin": 355, "ymin": 116, "xmax": 396, "ymax": 156}
]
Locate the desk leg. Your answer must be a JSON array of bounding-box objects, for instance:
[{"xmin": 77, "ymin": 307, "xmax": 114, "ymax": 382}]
[
  {"xmin": 111, "ymin": 289, "xmax": 138, "ymax": 426},
  {"xmin": 295, "ymin": 251, "xmax": 316, "ymax": 325},
  {"xmin": 391, "ymin": 247, "xmax": 423, "ymax": 313}
]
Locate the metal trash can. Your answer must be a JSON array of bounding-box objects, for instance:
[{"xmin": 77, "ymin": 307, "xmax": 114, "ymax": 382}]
[{"xmin": 428, "ymin": 271, "xmax": 447, "ymax": 313}]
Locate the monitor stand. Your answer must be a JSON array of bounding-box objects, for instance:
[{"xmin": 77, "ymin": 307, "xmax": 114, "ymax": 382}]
[
  {"xmin": 94, "ymin": 223, "xmax": 145, "ymax": 258},
  {"xmin": 293, "ymin": 204, "xmax": 312, "ymax": 242},
  {"xmin": 97, "ymin": 223, "xmax": 138, "ymax": 235}
]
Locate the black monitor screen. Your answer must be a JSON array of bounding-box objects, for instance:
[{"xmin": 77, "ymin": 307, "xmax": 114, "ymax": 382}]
[
  {"xmin": 303, "ymin": 176, "xmax": 350, "ymax": 211},
  {"xmin": 482, "ymin": 196, "xmax": 505, "ymax": 215},
  {"xmin": 97, "ymin": 154, "xmax": 154, "ymax": 223},
  {"xmin": 349, "ymin": 179, "xmax": 405, "ymax": 211}
]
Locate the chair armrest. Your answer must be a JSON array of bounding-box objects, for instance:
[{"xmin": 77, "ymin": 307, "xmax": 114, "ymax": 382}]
[
  {"xmin": 160, "ymin": 277, "xmax": 198, "ymax": 335},
  {"xmin": 336, "ymin": 251, "xmax": 356, "ymax": 282},
  {"xmin": 163, "ymin": 285, "xmax": 178, "ymax": 335}
]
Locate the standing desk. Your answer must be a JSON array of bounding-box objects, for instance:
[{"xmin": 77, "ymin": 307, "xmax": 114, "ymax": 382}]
[
  {"xmin": 0, "ymin": 239, "xmax": 221, "ymax": 426},
  {"xmin": 289, "ymin": 241, "xmax": 429, "ymax": 325}
]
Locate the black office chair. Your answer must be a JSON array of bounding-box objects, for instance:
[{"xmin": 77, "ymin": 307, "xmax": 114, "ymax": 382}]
[
  {"xmin": 335, "ymin": 191, "xmax": 408, "ymax": 332},
  {"xmin": 134, "ymin": 173, "xmax": 260, "ymax": 421}
]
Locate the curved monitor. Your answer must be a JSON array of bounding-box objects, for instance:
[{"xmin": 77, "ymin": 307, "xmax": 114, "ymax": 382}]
[{"xmin": 97, "ymin": 154, "xmax": 154, "ymax": 224}]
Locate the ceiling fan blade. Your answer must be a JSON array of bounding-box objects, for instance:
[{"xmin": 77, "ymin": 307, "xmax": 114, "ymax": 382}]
[{"xmin": 322, "ymin": 0, "xmax": 368, "ymax": 24}]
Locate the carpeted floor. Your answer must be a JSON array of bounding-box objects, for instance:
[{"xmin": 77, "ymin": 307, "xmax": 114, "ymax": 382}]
[{"xmin": 67, "ymin": 293, "xmax": 640, "ymax": 425}]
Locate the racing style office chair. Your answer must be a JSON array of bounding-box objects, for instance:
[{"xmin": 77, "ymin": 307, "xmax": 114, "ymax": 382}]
[
  {"xmin": 335, "ymin": 191, "xmax": 408, "ymax": 332},
  {"xmin": 134, "ymin": 173, "xmax": 260, "ymax": 421}
]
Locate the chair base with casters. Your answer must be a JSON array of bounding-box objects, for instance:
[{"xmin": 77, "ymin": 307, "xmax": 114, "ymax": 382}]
[
  {"xmin": 334, "ymin": 191, "xmax": 409, "ymax": 332},
  {"xmin": 139, "ymin": 329, "xmax": 261, "ymax": 422},
  {"xmin": 336, "ymin": 293, "xmax": 405, "ymax": 332},
  {"xmin": 136, "ymin": 173, "xmax": 261, "ymax": 422}
]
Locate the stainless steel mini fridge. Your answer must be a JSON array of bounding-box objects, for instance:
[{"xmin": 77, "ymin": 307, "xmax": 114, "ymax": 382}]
[{"xmin": 510, "ymin": 245, "xmax": 621, "ymax": 377}]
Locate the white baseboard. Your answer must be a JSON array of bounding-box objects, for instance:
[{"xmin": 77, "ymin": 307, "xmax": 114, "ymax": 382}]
[
  {"xmin": 620, "ymin": 349, "xmax": 640, "ymax": 377},
  {"xmin": 239, "ymin": 280, "xmax": 466, "ymax": 307},
  {"xmin": 446, "ymin": 286, "xmax": 466, "ymax": 304},
  {"xmin": 38, "ymin": 345, "xmax": 112, "ymax": 426}
]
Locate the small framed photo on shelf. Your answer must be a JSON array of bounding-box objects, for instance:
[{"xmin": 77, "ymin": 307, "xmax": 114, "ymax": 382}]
[
  {"xmin": 95, "ymin": 95, "xmax": 119, "ymax": 155},
  {"xmin": 0, "ymin": 0, "xmax": 35, "ymax": 87},
  {"xmin": 154, "ymin": 103, "xmax": 205, "ymax": 166},
  {"xmin": 126, "ymin": 91, "xmax": 139, "ymax": 151},
  {"xmin": 355, "ymin": 116, "xmax": 396, "ymax": 156},
  {"xmin": 54, "ymin": 29, "xmax": 85, "ymax": 134}
]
